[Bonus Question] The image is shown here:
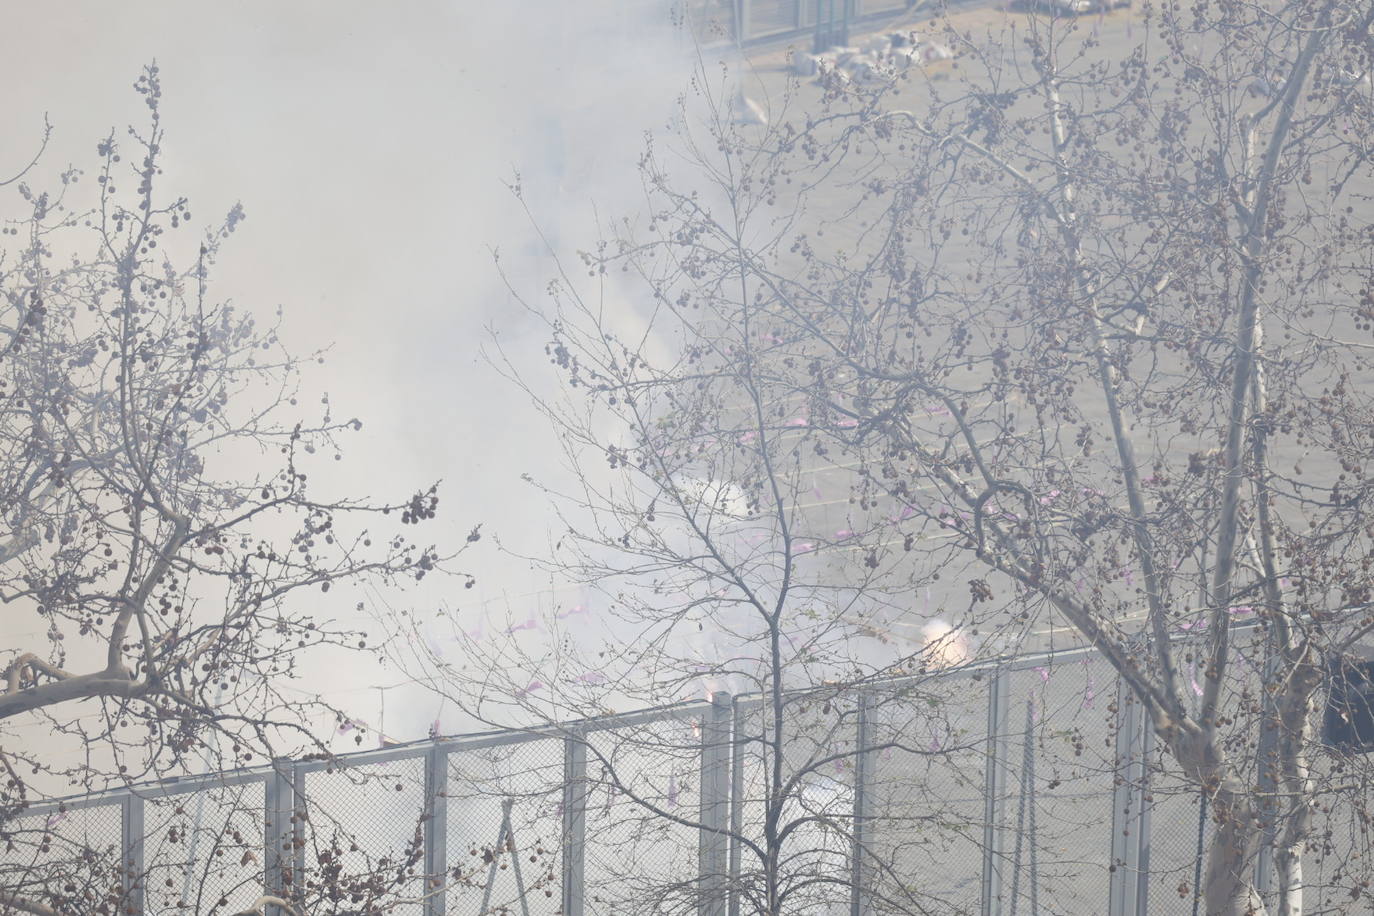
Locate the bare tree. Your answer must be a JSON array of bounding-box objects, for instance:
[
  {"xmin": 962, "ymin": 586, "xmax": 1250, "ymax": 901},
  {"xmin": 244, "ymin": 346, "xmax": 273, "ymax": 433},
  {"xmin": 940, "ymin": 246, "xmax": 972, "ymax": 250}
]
[
  {"xmin": 538, "ymin": 0, "xmax": 1374, "ymax": 911},
  {"xmin": 399, "ymin": 150, "xmax": 1003, "ymax": 911},
  {"xmin": 0, "ymin": 66, "xmax": 467, "ymax": 914},
  {"xmin": 464, "ymin": 0, "xmax": 1374, "ymax": 913}
]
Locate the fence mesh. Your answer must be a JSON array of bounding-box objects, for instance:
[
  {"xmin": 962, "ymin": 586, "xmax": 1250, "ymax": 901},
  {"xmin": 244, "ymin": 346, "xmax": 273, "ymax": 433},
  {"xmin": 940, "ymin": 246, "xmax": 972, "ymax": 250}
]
[
  {"xmin": 8, "ymin": 642, "xmax": 1374, "ymax": 915},
  {"xmin": 1291, "ymin": 727, "xmax": 1374, "ymax": 910},
  {"xmin": 1002, "ymin": 657, "xmax": 1119, "ymax": 916},
  {"xmin": 299, "ymin": 755, "xmax": 429, "ymax": 913},
  {"xmin": 582, "ymin": 713, "xmax": 702, "ymax": 916},
  {"xmin": 142, "ymin": 781, "xmax": 266, "ymax": 915},
  {"xmin": 1140, "ymin": 773, "xmax": 1210, "ymax": 915},
  {"xmin": 866, "ymin": 673, "xmax": 986, "ymax": 915},
  {"xmin": 444, "ymin": 736, "xmax": 566, "ymax": 915},
  {"xmin": 0, "ymin": 800, "xmax": 124, "ymax": 913},
  {"xmin": 731, "ymin": 691, "xmax": 858, "ymax": 915}
]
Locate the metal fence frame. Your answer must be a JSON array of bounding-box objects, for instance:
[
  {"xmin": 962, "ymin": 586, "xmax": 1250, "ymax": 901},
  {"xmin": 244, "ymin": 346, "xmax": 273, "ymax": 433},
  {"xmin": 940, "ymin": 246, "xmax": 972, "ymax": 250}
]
[
  {"xmin": 10, "ymin": 641, "xmax": 1252, "ymax": 916},
  {"xmin": 686, "ymin": 0, "xmax": 925, "ymax": 50}
]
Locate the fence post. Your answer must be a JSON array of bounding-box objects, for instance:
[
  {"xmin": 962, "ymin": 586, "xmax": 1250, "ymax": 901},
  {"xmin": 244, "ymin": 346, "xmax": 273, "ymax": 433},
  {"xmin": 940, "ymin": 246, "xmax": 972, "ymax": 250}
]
[
  {"xmin": 1109, "ymin": 679, "xmax": 1147, "ymax": 916},
  {"xmin": 264, "ymin": 759, "xmax": 295, "ymax": 915},
  {"xmin": 700, "ymin": 691, "xmax": 732, "ymax": 916},
  {"xmin": 849, "ymin": 691, "xmax": 874, "ymax": 916},
  {"xmin": 1254, "ymin": 647, "xmax": 1282, "ymax": 900},
  {"xmin": 728, "ymin": 701, "xmax": 746, "ymax": 916},
  {"xmin": 1136, "ymin": 714, "xmax": 1156, "ymax": 916},
  {"xmin": 563, "ymin": 731, "xmax": 587, "ymax": 916},
  {"xmin": 121, "ymin": 790, "xmax": 145, "ymax": 914},
  {"xmin": 425, "ymin": 742, "xmax": 450, "ymax": 916},
  {"xmin": 981, "ymin": 665, "xmax": 1010, "ymax": 916},
  {"xmin": 292, "ymin": 765, "xmax": 306, "ymax": 905}
]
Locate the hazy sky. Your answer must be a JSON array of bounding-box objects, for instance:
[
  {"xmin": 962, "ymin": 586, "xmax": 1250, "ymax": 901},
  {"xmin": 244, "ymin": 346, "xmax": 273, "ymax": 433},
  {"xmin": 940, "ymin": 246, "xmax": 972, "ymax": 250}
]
[{"xmin": 2, "ymin": 1, "xmax": 699, "ymax": 741}]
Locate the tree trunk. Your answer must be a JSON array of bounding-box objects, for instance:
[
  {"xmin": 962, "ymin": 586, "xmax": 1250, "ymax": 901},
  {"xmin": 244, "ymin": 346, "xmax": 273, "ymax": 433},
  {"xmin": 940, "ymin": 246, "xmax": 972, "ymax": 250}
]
[
  {"xmin": 1167, "ymin": 727, "xmax": 1267, "ymax": 916},
  {"xmin": 1203, "ymin": 791, "xmax": 1266, "ymax": 916},
  {"xmin": 1275, "ymin": 838, "xmax": 1303, "ymax": 916},
  {"xmin": 1272, "ymin": 662, "xmax": 1320, "ymax": 916}
]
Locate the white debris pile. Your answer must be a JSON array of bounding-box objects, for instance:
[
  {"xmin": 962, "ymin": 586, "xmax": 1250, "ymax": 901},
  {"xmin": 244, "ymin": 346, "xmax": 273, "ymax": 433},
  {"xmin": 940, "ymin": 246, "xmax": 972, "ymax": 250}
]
[
  {"xmin": 791, "ymin": 30, "xmax": 956, "ymax": 85},
  {"xmin": 729, "ymin": 88, "xmax": 769, "ymax": 125}
]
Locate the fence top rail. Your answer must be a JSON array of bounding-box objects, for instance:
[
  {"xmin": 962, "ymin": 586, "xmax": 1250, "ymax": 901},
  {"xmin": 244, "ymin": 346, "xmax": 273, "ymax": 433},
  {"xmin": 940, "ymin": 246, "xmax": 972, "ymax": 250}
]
[
  {"xmin": 729, "ymin": 638, "xmax": 1108, "ymax": 714},
  {"xmin": 9, "ymin": 696, "xmax": 721, "ymax": 817},
  {"xmin": 11, "ymin": 622, "xmax": 1265, "ymax": 819}
]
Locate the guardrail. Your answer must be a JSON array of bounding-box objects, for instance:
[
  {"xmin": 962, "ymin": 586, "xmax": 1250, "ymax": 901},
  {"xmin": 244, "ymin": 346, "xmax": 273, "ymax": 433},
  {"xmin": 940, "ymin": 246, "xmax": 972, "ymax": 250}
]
[{"xmin": 6, "ymin": 637, "xmax": 1284, "ymax": 915}]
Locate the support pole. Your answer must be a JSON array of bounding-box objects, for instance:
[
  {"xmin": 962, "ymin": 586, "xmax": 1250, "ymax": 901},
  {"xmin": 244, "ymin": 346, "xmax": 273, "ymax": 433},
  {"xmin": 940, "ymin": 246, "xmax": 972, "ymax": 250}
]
[
  {"xmin": 1136, "ymin": 715, "xmax": 1156, "ymax": 916},
  {"xmin": 264, "ymin": 759, "xmax": 296, "ymax": 916},
  {"xmin": 850, "ymin": 692, "xmax": 874, "ymax": 916},
  {"xmin": 728, "ymin": 703, "xmax": 746, "ymax": 916},
  {"xmin": 1254, "ymin": 648, "xmax": 1282, "ymax": 899},
  {"xmin": 1109, "ymin": 678, "xmax": 1147, "ymax": 916},
  {"xmin": 700, "ymin": 692, "xmax": 732, "ymax": 916},
  {"xmin": 982, "ymin": 667, "xmax": 1010, "ymax": 916},
  {"xmin": 121, "ymin": 791, "xmax": 145, "ymax": 914},
  {"xmin": 424, "ymin": 741, "xmax": 450, "ymax": 916},
  {"xmin": 562, "ymin": 732, "xmax": 587, "ymax": 916},
  {"xmin": 291, "ymin": 766, "xmax": 306, "ymax": 903}
]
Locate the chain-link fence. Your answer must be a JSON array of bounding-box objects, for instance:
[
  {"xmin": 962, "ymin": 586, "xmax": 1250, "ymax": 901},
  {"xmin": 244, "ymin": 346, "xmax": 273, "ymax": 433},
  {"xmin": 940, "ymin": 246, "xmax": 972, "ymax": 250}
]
[
  {"xmin": 5, "ymin": 640, "xmax": 1370, "ymax": 915},
  {"xmin": 684, "ymin": 0, "xmax": 923, "ymax": 48}
]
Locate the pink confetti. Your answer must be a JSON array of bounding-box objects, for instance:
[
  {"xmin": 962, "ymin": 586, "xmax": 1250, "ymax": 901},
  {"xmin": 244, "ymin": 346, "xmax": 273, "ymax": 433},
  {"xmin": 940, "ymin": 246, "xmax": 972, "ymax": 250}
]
[
  {"xmin": 556, "ymin": 604, "xmax": 588, "ymax": 620},
  {"xmin": 837, "ymin": 417, "xmax": 859, "ymax": 428},
  {"xmin": 795, "ymin": 542, "xmax": 815, "ymax": 554},
  {"xmin": 787, "ymin": 417, "xmax": 809, "ymax": 427},
  {"xmin": 505, "ymin": 618, "xmax": 539, "ymax": 634}
]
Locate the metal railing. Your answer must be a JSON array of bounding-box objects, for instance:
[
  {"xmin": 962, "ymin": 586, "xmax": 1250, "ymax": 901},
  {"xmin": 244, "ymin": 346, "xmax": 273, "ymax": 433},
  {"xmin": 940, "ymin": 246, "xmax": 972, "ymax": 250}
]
[
  {"xmin": 4, "ymin": 633, "xmax": 1357, "ymax": 915},
  {"xmin": 686, "ymin": 0, "xmax": 920, "ymax": 50}
]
